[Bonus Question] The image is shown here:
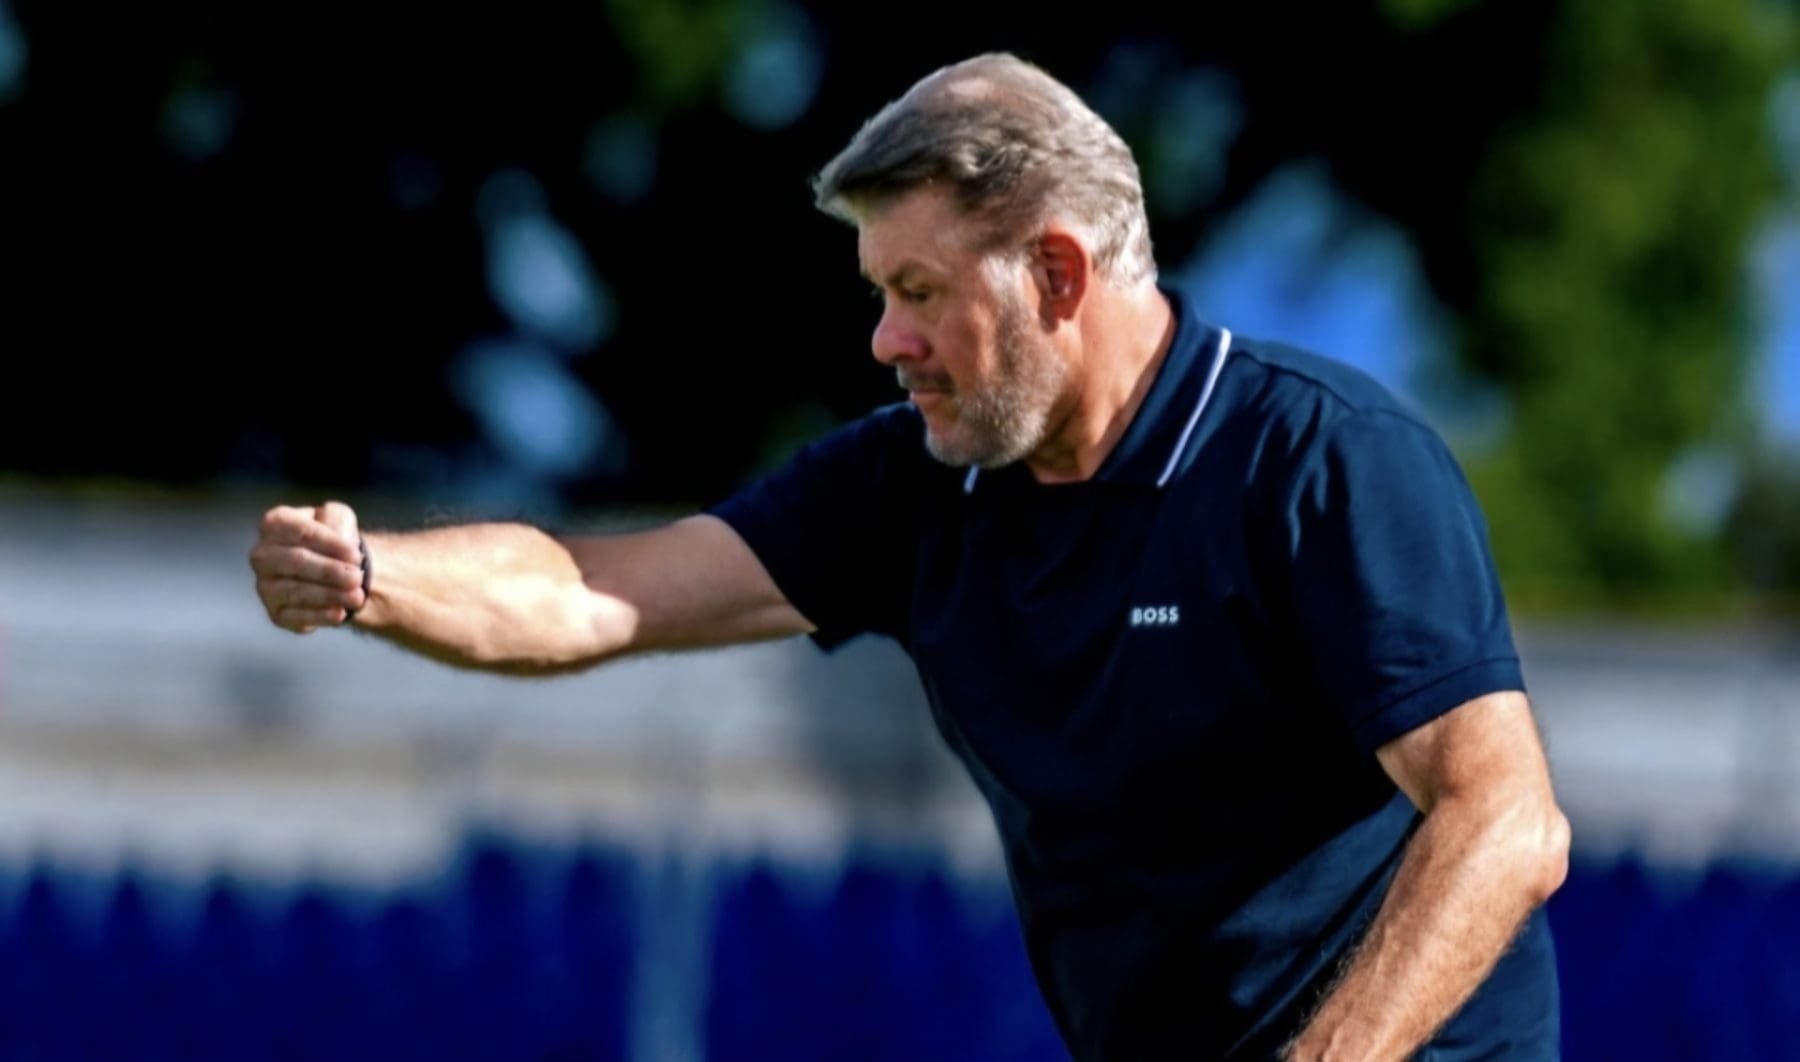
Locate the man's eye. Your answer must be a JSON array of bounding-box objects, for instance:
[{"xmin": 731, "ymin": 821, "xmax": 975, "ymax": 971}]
[{"xmin": 867, "ymin": 285, "xmax": 929, "ymax": 305}]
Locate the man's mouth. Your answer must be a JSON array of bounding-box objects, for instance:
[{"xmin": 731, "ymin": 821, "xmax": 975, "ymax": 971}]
[
  {"xmin": 897, "ymin": 370, "xmax": 953, "ymax": 399},
  {"xmin": 901, "ymin": 381, "xmax": 952, "ymax": 412}
]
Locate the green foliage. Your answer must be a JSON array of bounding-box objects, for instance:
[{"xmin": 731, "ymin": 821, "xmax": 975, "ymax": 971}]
[
  {"xmin": 1379, "ymin": 0, "xmax": 1483, "ymax": 30},
  {"xmin": 1729, "ymin": 448, "xmax": 1800, "ymax": 601},
  {"xmin": 1456, "ymin": 0, "xmax": 1791, "ymax": 611},
  {"xmin": 603, "ymin": 0, "xmax": 755, "ymax": 113}
]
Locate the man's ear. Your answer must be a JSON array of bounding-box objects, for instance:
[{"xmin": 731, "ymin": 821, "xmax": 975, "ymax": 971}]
[{"xmin": 1032, "ymin": 229, "xmax": 1090, "ymax": 322}]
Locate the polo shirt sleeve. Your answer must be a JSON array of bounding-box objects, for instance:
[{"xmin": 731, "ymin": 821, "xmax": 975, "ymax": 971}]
[
  {"xmin": 1279, "ymin": 408, "xmax": 1525, "ymax": 754},
  {"xmin": 705, "ymin": 408, "xmax": 920, "ymax": 650}
]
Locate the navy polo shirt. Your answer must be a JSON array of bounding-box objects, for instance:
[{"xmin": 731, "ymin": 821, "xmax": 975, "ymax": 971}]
[{"xmin": 708, "ymin": 289, "xmax": 1558, "ymax": 1060}]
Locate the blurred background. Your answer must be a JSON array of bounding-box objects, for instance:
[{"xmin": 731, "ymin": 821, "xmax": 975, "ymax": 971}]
[{"xmin": 2, "ymin": 0, "xmax": 1799, "ymax": 1057}]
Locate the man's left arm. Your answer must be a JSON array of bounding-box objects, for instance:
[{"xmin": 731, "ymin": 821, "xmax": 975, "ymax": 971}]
[{"xmin": 1285, "ymin": 689, "xmax": 1571, "ymax": 1062}]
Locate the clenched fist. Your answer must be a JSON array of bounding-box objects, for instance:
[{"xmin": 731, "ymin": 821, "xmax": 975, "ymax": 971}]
[{"xmin": 250, "ymin": 501, "xmax": 368, "ymax": 633}]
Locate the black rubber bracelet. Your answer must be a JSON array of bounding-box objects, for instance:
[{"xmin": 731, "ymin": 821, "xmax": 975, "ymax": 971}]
[{"xmin": 344, "ymin": 535, "xmax": 373, "ymax": 624}]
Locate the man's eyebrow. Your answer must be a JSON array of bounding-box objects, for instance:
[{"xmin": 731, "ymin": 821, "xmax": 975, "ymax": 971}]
[{"xmin": 862, "ymin": 261, "xmax": 930, "ymax": 288}]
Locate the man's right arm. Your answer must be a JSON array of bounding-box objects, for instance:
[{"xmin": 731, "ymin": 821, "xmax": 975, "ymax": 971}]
[{"xmin": 250, "ymin": 502, "xmax": 813, "ymax": 675}]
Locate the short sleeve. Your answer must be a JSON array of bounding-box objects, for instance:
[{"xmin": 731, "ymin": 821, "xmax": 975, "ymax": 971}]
[
  {"xmin": 1279, "ymin": 409, "xmax": 1524, "ymax": 753},
  {"xmin": 706, "ymin": 406, "xmax": 924, "ymax": 650}
]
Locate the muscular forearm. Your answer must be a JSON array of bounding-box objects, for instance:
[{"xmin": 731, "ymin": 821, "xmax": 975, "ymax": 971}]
[
  {"xmin": 1285, "ymin": 796, "xmax": 1569, "ymax": 1061},
  {"xmin": 354, "ymin": 523, "xmax": 632, "ymax": 674},
  {"xmin": 255, "ymin": 505, "xmax": 806, "ymax": 672}
]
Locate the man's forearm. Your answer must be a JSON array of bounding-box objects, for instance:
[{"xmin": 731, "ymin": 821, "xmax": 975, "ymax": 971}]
[
  {"xmin": 1285, "ymin": 795, "xmax": 1569, "ymax": 1061},
  {"xmin": 354, "ymin": 524, "xmax": 630, "ymax": 674}
]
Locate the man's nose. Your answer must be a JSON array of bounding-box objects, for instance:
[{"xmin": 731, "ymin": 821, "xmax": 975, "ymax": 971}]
[{"xmin": 871, "ymin": 307, "xmax": 927, "ymax": 367}]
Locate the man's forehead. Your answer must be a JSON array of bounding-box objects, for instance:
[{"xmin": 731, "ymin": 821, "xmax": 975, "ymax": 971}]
[
  {"xmin": 858, "ymin": 239, "xmax": 955, "ymax": 287},
  {"xmin": 855, "ymin": 185, "xmax": 972, "ymax": 278}
]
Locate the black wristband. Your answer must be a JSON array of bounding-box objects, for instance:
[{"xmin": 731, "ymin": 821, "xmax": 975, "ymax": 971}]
[{"xmin": 344, "ymin": 535, "xmax": 373, "ymax": 624}]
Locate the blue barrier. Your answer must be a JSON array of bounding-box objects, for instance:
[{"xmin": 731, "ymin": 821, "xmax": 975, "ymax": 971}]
[
  {"xmin": 1546, "ymin": 858, "xmax": 1800, "ymax": 1062},
  {"xmin": 705, "ymin": 856, "xmax": 1065, "ymax": 1062},
  {"xmin": 0, "ymin": 846, "xmax": 1792, "ymax": 1059},
  {"xmin": 0, "ymin": 844, "xmax": 635, "ymax": 1061}
]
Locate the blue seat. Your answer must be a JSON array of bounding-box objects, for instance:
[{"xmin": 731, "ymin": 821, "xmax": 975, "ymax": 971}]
[
  {"xmin": 3, "ymin": 870, "xmax": 84, "ymax": 1059},
  {"xmin": 89, "ymin": 872, "xmax": 180, "ymax": 1061},
  {"xmin": 539, "ymin": 850, "xmax": 634, "ymax": 1062},
  {"xmin": 1548, "ymin": 857, "xmax": 1673, "ymax": 1059},
  {"xmin": 178, "ymin": 877, "xmax": 270, "ymax": 1062},
  {"xmin": 706, "ymin": 861, "xmax": 836, "ymax": 1062}
]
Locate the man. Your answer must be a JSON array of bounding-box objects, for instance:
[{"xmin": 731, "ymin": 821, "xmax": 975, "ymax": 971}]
[{"xmin": 252, "ymin": 53, "xmax": 1569, "ymax": 1061}]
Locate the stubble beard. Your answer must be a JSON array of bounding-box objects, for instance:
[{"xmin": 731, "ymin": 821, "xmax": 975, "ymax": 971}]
[{"xmin": 916, "ymin": 293, "xmax": 1068, "ymax": 469}]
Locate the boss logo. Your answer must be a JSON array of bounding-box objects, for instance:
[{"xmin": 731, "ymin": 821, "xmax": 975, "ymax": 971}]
[{"xmin": 1129, "ymin": 605, "xmax": 1181, "ymax": 627}]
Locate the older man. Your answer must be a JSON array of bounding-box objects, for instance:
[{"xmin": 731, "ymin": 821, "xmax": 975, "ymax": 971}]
[{"xmin": 252, "ymin": 53, "xmax": 1568, "ymax": 1061}]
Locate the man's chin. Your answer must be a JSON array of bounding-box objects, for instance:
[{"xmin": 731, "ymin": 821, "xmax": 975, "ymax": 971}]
[
  {"xmin": 922, "ymin": 424, "xmax": 983, "ymax": 468},
  {"xmin": 922, "ymin": 423, "xmax": 1018, "ymax": 470}
]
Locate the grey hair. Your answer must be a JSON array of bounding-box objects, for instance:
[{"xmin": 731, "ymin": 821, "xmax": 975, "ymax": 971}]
[{"xmin": 812, "ymin": 53, "xmax": 1156, "ymax": 285}]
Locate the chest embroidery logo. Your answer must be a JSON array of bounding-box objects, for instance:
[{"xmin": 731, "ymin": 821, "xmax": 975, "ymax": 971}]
[{"xmin": 1129, "ymin": 605, "xmax": 1181, "ymax": 628}]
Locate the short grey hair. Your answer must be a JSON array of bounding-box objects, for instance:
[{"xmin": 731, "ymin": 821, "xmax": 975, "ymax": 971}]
[{"xmin": 812, "ymin": 53, "xmax": 1156, "ymax": 285}]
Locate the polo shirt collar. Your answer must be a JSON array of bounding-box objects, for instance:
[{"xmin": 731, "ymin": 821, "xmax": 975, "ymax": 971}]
[{"xmin": 962, "ymin": 284, "xmax": 1232, "ymax": 493}]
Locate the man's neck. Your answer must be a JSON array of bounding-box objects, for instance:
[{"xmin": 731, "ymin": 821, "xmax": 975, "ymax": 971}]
[{"xmin": 1024, "ymin": 284, "xmax": 1176, "ymax": 484}]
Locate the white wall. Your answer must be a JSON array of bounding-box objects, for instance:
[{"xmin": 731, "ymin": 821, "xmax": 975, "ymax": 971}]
[{"xmin": 2, "ymin": 486, "xmax": 1797, "ymax": 885}]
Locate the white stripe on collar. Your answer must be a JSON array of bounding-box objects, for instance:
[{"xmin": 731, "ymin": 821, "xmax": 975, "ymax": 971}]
[
  {"xmin": 1154, "ymin": 327, "xmax": 1232, "ymax": 488},
  {"xmin": 959, "ymin": 327, "xmax": 1233, "ymax": 496}
]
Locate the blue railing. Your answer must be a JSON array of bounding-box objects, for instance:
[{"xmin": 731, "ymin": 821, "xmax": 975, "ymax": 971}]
[{"xmin": 0, "ymin": 840, "xmax": 1792, "ymax": 1059}]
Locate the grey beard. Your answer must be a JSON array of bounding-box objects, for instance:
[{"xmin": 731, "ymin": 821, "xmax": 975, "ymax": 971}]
[{"xmin": 920, "ymin": 323, "xmax": 1066, "ymax": 469}]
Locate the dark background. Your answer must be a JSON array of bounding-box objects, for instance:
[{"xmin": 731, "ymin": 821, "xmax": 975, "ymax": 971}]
[{"xmin": 2, "ymin": 0, "xmax": 1796, "ymax": 601}]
